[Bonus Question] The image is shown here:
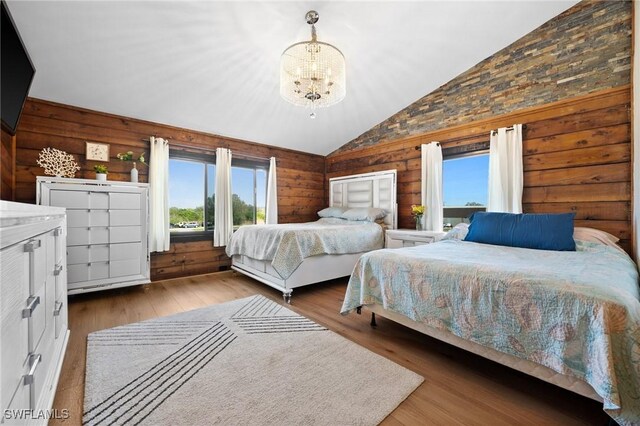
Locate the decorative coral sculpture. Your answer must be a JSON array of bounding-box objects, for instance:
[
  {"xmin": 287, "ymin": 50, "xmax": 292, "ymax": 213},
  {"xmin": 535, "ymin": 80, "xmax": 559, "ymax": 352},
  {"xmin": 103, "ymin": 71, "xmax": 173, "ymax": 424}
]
[{"xmin": 36, "ymin": 147, "xmax": 81, "ymax": 178}]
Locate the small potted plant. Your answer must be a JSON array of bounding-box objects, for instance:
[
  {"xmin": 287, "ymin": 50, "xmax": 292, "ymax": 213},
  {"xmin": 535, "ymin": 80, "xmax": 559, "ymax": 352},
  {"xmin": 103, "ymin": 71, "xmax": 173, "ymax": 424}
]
[
  {"xmin": 411, "ymin": 204, "xmax": 425, "ymax": 230},
  {"xmin": 116, "ymin": 151, "xmax": 147, "ymax": 182},
  {"xmin": 94, "ymin": 164, "xmax": 108, "ymax": 181}
]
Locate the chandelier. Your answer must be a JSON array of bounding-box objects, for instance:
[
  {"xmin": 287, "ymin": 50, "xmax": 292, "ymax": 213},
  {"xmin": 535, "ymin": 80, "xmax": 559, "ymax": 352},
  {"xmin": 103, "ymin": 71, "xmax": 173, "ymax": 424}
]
[{"xmin": 280, "ymin": 10, "xmax": 346, "ymax": 118}]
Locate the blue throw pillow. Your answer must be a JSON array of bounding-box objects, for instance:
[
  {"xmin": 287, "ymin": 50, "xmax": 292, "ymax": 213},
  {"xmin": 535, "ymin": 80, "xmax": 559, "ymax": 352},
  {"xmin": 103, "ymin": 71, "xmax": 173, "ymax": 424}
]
[{"xmin": 464, "ymin": 212, "xmax": 576, "ymax": 251}]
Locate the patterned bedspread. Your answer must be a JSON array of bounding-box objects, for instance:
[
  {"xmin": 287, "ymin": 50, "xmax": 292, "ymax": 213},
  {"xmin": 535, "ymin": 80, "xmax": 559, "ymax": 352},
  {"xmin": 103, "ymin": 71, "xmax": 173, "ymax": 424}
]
[
  {"xmin": 340, "ymin": 240, "xmax": 640, "ymax": 425},
  {"xmin": 226, "ymin": 218, "xmax": 384, "ymax": 279}
]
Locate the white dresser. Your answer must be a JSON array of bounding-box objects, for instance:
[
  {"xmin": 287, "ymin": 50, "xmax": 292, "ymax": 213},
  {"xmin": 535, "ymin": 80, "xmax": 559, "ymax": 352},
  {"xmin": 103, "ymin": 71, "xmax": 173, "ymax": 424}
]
[
  {"xmin": 0, "ymin": 201, "xmax": 69, "ymax": 424},
  {"xmin": 37, "ymin": 177, "xmax": 150, "ymax": 295}
]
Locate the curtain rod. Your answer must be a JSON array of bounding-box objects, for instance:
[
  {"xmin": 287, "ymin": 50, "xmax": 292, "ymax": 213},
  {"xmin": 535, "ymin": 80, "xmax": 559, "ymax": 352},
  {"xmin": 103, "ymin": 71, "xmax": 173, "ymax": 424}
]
[
  {"xmin": 413, "ymin": 124, "xmax": 527, "ymax": 150},
  {"xmin": 412, "ymin": 142, "xmax": 440, "ymax": 151},
  {"xmin": 140, "ymin": 137, "xmax": 270, "ymax": 162},
  {"xmin": 490, "ymin": 124, "xmax": 527, "ymax": 135}
]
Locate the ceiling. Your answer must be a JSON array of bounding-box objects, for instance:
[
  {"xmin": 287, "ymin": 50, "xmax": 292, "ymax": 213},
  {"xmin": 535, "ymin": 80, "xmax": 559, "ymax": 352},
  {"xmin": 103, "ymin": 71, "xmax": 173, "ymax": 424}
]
[{"xmin": 7, "ymin": 1, "xmax": 578, "ymax": 156}]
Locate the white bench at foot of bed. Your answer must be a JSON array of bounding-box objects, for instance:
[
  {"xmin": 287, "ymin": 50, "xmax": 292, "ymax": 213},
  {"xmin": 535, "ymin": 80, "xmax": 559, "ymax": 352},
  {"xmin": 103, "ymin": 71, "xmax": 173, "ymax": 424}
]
[{"xmin": 231, "ymin": 253, "xmax": 364, "ymax": 303}]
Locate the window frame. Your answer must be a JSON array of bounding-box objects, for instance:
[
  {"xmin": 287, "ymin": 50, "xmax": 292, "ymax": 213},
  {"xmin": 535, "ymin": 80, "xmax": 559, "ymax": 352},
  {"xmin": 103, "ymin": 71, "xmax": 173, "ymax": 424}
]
[
  {"xmin": 231, "ymin": 158, "xmax": 269, "ymax": 229},
  {"xmin": 442, "ymin": 148, "xmax": 489, "ymax": 225},
  {"xmin": 168, "ymin": 151, "xmax": 269, "ymax": 243},
  {"xmin": 168, "ymin": 150, "xmax": 215, "ymax": 243}
]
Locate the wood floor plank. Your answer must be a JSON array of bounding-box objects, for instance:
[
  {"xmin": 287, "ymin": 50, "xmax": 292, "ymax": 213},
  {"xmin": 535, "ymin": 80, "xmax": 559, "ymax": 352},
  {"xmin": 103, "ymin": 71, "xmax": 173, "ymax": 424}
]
[{"xmin": 50, "ymin": 272, "xmax": 608, "ymax": 425}]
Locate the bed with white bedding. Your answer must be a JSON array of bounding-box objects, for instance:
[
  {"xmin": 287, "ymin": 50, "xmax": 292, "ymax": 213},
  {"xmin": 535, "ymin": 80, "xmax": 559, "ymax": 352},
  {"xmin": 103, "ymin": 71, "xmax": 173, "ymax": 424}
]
[
  {"xmin": 227, "ymin": 170, "xmax": 397, "ymax": 302},
  {"xmin": 341, "ymin": 238, "xmax": 640, "ymax": 425}
]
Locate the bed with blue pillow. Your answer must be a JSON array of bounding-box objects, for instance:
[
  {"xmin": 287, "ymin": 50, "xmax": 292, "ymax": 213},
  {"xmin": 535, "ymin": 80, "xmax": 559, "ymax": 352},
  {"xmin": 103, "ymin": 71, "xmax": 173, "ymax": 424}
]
[{"xmin": 341, "ymin": 212, "xmax": 640, "ymax": 425}]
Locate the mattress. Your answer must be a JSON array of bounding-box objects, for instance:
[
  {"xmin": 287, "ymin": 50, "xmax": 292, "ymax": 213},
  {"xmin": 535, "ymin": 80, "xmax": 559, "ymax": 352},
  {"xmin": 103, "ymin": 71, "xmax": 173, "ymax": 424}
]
[{"xmin": 226, "ymin": 218, "xmax": 384, "ymax": 279}]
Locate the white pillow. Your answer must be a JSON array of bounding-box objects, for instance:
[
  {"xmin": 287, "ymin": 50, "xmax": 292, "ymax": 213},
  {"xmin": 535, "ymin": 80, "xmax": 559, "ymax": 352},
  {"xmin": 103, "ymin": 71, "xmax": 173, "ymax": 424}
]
[
  {"xmin": 573, "ymin": 227, "xmax": 620, "ymax": 248},
  {"xmin": 317, "ymin": 207, "xmax": 347, "ymax": 218},
  {"xmin": 341, "ymin": 207, "xmax": 386, "ymax": 222},
  {"xmin": 441, "ymin": 223, "xmax": 469, "ymax": 241}
]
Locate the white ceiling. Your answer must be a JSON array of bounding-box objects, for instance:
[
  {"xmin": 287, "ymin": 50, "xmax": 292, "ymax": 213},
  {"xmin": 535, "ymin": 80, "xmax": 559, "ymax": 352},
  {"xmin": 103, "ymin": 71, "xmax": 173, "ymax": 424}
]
[{"xmin": 7, "ymin": 1, "xmax": 578, "ymax": 155}]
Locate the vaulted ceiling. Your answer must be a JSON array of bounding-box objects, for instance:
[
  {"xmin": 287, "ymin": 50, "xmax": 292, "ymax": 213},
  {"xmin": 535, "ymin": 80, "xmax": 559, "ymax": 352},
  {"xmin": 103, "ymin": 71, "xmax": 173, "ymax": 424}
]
[{"xmin": 7, "ymin": 1, "xmax": 578, "ymax": 155}]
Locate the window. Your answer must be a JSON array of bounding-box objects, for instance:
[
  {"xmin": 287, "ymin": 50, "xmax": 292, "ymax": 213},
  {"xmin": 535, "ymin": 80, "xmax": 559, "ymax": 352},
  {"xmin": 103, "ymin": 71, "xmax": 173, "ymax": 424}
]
[
  {"xmin": 168, "ymin": 152, "xmax": 267, "ymax": 240},
  {"xmin": 169, "ymin": 156, "xmax": 211, "ymax": 235},
  {"xmin": 442, "ymin": 152, "xmax": 489, "ymax": 230},
  {"xmin": 232, "ymin": 163, "xmax": 268, "ymax": 228}
]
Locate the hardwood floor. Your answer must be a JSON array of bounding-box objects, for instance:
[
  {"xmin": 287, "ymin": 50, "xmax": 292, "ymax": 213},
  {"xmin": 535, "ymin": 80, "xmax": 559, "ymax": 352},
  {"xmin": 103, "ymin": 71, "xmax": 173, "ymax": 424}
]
[{"xmin": 51, "ymin": 271, "xmax": 608, "ymax": 425}]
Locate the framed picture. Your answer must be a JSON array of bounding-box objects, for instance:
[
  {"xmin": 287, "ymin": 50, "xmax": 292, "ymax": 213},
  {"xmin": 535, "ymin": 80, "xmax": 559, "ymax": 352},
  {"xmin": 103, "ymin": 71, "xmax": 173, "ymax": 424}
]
[{"xmin": 86, "ymin": 141, "xmax": 110, "ymax": 162}]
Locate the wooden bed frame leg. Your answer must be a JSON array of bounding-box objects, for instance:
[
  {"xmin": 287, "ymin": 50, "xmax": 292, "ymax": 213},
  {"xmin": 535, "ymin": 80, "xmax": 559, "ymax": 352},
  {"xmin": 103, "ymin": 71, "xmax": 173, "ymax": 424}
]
[
  {"xmin": 356, "ymin": 306, "xmax": 362, "ymax": 315},
  {"xmin": 282, "ymin": 292, "xmax": 292, "ymax": 304},
  {"xmin": 370, "ymin": 312, "xmax": 377, "ymax": 327}
]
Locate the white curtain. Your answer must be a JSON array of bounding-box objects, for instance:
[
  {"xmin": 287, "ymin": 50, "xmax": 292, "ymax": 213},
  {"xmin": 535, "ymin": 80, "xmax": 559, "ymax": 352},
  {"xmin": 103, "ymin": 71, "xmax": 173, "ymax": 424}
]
[
  {"xmin": 149, "ymin": 137, "xmax": 170, "ymax": 252},
  {"xmin": 213, "ymin": 148, "xmax": 233, "ymax": 247},
  {"xmin": 421, "ymin": 142, "xmax": 443, "ymax": 232},
  {"xmin": 265, "ymin": 157, "xmax": 278, "ymax": 224},
  {"xmin": 487, "ymin": 124, "xmax": 523, "ymax": 213}
]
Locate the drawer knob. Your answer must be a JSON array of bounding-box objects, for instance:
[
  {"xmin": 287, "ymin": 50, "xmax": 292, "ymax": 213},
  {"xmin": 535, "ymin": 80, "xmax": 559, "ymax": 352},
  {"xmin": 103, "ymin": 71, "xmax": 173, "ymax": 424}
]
[
  {"xmin": 53, "ymin": 264, "xmax": 63, "ymax": 276},
  {"xmin": 53, "ymin": 301, "xmax": 63, "ymax": 317},
  {"xmin": 23, "ymin": 353, "xmax": 42, "ymax": 385},
  {"xmin": 22, "ymin": 296, "xmax": 40, "ymax": 319},
  {"xmin": 24, "ymin": 240, "xmax": 41, "ymax": 252}
]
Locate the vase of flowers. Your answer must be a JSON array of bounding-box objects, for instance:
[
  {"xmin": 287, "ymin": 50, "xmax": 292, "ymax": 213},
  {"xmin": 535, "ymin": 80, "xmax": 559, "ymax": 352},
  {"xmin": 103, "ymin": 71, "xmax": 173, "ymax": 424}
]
[
  {"xmin": 117, "ymin": 151, "xmax": 147, "ymax": 182},
  {"xmin": 411, "ymin": 204, "xmax": 425, "ymax": 230},
  {"xmin": 94, "ymin": 164, "xmax": 108, "ymax": 181}
]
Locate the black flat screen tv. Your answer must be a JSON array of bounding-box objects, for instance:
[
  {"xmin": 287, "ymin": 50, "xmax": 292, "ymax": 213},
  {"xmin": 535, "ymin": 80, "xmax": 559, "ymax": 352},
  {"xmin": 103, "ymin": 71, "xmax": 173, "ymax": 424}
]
[{"xmin": 1, "ymin": 0, "xmax": 35, "ymax": 135}]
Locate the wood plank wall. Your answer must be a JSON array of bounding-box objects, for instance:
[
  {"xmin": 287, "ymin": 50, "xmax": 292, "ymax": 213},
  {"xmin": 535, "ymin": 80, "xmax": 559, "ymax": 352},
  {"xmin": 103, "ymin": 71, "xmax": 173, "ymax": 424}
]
[
  {"xmin": 1, "ymin": 127, "xmax": 15, "ymax": 200},
  {"xmin": 326, "ymin": 86, "xmax": 633, "ymax": 254},
  {"xmin": 14, "ymin": 98, "xmax": 325, "ymax": 280}
]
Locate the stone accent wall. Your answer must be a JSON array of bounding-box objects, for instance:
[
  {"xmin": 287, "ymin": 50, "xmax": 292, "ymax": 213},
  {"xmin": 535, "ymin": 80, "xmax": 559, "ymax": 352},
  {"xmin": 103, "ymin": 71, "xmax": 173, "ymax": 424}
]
[{"xmin": 333, "ymin": 0, "xmax": 631, "ymax": 154}]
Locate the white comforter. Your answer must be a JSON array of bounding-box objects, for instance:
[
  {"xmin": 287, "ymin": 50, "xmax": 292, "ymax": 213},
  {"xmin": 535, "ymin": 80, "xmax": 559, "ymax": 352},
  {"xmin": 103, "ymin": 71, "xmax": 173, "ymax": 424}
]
[{"xmin": 225, "ymin": 218, "xmax": 384, "ymax": 279}]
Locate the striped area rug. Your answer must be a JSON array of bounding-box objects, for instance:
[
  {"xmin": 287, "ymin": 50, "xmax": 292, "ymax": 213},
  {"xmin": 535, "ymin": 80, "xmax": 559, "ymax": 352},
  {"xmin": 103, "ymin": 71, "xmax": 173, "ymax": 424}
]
[{"xmin": 83, "ymin": 295, "xmax": 423, "ymax": 425}]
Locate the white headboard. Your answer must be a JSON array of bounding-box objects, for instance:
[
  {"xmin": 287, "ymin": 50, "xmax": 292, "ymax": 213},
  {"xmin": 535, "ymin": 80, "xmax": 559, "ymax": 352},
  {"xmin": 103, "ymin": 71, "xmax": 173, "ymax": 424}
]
[{"xmin": 329, "ymin": 170, "xmax": 397, "ymax": 229}]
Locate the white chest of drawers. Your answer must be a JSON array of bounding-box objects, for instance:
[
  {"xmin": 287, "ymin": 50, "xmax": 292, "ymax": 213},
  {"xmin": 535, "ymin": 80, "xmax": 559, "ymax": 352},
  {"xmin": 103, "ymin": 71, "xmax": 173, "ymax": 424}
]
[
  {"xmin": 37, "ymin": 177, "xmax": 150, "ymax": 295},
  {"xmin": 0, "ymin": 201, "xmax": 69, "ymax": 425}
]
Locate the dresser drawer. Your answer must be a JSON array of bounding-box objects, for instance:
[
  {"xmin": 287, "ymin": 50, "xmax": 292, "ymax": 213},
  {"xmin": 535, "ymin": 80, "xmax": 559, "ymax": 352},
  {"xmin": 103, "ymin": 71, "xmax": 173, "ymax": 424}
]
[
  {"xmin": 110, "ymin": 226, "xmax": 141, "ymax": 243},
  {"xmin": 89, "ymin": 262, "xmax": 109, "ymax": 281},
  {"xmin": 0, "ymin": 243, "xmax": 30, "ymax": 413},
  {"xmin": 110, "ymin": 259, "xmax": 141, "ymax": 278},
  {"xmin": 110, "ymin": 242, "xmax": 141, "ymax": 261},
  {"xmin": 50, "ymin": 190, "xmax": 89, "ymax": 209},
  {"xmin": 5, "ymin": 373, "xmax": 30, "ymax": 418},
  {"xmin": 67, "ymin": 209, "xmax": 90, "ymax": 227},
  {"xmin": 110, "ymin": 192, "xmax": 141, "ymax": 210},
  {"xmin": 68, "ymin": 244, "xmax": 110, "ymax": 265},
  {"xmin": 67, "ymin": 227, "xmax": 89, "ymax": 246},
  {"xmin": 69, "ymin": 262, "xmax": 110, "ymax": 283},
  {"xmin": 90, "ymin": 210, "xmax": 109, "ymax": 227},
  {"xmin": 67, "ymin": 227, "xmax": 109, "ymax": 246},
  {"xmin": 110, "ymin": 209, "xmax": 141, "ymax": 226},
  {"xmin": 67, "ymin": 209, "xmax": 109, "ymax": 227},
  {"xmin": 90, "ymin": 192, "xmax": 109, "ymax": 209}
]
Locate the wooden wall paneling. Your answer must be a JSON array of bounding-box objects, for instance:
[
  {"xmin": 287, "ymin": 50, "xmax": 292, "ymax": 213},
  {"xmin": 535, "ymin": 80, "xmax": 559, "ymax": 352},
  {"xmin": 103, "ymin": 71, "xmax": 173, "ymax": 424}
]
[
  {"xmin": 1, "ymin": 128, "xmax": 15, "ymax": 200},
  {"xmin": 326, "ymin": 86, "xmax": 633, "ymax": 253},
  {"xmin": 15, "ymin": 98, "xmax": 326, "ymax": 280}
]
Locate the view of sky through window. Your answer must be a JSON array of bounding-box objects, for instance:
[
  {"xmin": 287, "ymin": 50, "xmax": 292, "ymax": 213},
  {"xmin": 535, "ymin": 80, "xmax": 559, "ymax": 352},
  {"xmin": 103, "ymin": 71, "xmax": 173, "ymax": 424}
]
[
  {"xmin": 443, "ymin": 154, "xmax": 489, "ymax": 207},
  {"xmin": 169, "ymin": 159, "xmax": 205, "ymax": 208}
]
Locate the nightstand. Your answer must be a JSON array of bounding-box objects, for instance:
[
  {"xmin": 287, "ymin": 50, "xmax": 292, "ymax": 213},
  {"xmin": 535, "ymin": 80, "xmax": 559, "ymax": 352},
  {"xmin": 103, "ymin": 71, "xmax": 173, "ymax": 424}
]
[{"xmin": 385, "ymin": 229, "xmax": 446, "ymax": 248}]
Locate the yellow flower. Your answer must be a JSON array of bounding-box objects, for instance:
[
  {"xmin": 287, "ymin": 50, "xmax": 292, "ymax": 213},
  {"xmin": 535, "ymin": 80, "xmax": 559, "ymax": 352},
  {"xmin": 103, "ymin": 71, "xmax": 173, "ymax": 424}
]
[{"xmin": 411, "ymin": 204, "xmax": 425, "ymax": 216}]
